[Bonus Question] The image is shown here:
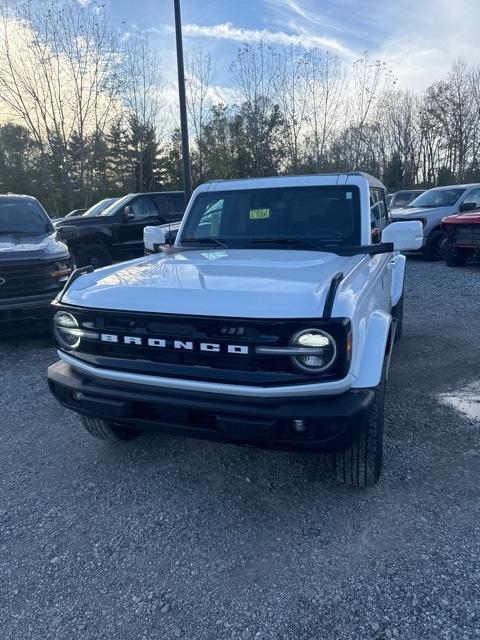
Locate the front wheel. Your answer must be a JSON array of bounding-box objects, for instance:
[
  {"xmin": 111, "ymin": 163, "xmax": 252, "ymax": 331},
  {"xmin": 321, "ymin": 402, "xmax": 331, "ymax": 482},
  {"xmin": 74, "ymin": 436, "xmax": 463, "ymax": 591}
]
[
  {"xmin": 74, "ymin": 243, "xmax": 112, "ymax": 269},
  {"xmin": 80, "ymin": 416, "xmax": 141, "ymax": 442},
  {"xmin": 423, "ymin": 229, "xmax": 445, "ymax": 261},
  {"xmin": 333, "ymin": 368, "xmax": 386, "ymax": 487}
]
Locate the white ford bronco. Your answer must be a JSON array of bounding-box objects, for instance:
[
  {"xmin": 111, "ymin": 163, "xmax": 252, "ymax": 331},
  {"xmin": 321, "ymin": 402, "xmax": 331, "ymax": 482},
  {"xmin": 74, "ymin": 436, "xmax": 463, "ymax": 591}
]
[{"xmin": 48, "ymin": 173, "xmax": 422, "ymax": 486}]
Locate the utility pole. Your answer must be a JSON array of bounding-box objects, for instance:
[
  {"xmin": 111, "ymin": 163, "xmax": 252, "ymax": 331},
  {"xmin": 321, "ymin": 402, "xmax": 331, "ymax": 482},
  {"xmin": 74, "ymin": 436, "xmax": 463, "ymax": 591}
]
[{"xmin": 173, "ymin": 0, "xmax": 192, "ymax": 203}]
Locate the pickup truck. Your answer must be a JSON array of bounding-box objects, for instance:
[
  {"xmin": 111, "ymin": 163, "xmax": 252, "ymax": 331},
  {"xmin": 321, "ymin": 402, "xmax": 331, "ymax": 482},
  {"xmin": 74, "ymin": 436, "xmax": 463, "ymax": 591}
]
[
  {"xmin": 47, "ymin": 173, "xmax": 422, "ymax": 486},
  {"xmin": 0, "ymin": 193, "xmax": 72, "ymax": 329},
  {"xmin": 56, "ymin": 191, "xmax": 185, "ymax": 268},
  {"xmin": 392, "ymin": 183, "xmax": 480, "ymax": 259}
]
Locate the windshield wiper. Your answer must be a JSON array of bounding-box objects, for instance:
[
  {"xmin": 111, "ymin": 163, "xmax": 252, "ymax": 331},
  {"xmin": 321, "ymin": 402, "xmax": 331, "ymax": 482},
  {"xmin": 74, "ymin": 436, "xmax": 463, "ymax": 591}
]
[
  {"xmin": 180, "ymin": 237, "xmax": 229, "ymax": 249},
  {"xmin": 250, "ymin": 238, "xmax": 325, "ymax": 250},
  {"xmin": 0, "ymin": 229, "xmax": 43, "ymax": 235}
]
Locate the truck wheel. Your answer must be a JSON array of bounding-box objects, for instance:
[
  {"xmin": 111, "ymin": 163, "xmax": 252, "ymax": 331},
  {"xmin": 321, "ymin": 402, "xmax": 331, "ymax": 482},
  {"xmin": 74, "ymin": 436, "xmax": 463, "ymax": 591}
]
[
  {"xmin": 75, "ymin": 243, "xmax": 112, "ymax": 269},
  {"xmin": 80, "ymin": 416, "xmax": 140, "ymax": 442},
  {"xmin": 392, "ymin": 294, "xmax": 404, "ymax": 342},
  {"xmin": 333, "ymin": 368, "xmax": 386, "ymax": 487},
  {"xmin": 446, "ymin": 249, "xmax": 467, "ymax": 267},
  {"xmin": 423, "ymin": 230, "xmax": 445, "ymax": 261}
]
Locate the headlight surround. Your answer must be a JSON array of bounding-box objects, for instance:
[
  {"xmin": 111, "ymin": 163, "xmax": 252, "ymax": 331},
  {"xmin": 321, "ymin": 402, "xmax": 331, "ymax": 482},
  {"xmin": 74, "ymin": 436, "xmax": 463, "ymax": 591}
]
[
  {"xmin": 289, "ymin": 328, "xmax": 337, "ymax": 374},
  {"xmin": 53, "ymin": 311, "xmax": 81, "ymax": 350},
  {"xmin": 52, "ymin": 259, "xmax": 73, "ymax": 283}
]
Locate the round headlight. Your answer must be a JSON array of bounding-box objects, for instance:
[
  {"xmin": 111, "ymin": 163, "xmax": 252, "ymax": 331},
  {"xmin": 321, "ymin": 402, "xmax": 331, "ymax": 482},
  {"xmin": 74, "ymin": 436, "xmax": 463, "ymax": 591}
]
[
  {"xmin": 54, "ymin": 311, "xmax": 80, "ymax": 350},
  {"xmin": 289, "ymin": 328, "xmax": 336, "ymax": 373}
]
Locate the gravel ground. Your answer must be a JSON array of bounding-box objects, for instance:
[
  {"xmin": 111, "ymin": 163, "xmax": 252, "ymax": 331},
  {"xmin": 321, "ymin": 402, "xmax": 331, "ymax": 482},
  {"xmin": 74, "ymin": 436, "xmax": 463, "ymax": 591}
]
[{"xmin": 0, "ymin": 258, "xmax": 479, "ymax": 640}]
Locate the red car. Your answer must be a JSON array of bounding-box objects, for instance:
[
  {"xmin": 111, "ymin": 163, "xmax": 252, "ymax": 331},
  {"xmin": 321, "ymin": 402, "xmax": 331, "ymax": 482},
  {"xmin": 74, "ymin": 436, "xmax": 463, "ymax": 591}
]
[{"xmin": 443, "ymin": 209, "xmax": 480, "ymax": 266}]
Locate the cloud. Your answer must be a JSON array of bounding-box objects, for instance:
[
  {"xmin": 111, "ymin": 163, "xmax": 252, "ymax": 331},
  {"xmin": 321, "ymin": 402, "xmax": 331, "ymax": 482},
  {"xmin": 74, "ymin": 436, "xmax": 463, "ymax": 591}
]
[{"xmin": 179, "ymin": 22, "xmax": 356, "ymax": 59}]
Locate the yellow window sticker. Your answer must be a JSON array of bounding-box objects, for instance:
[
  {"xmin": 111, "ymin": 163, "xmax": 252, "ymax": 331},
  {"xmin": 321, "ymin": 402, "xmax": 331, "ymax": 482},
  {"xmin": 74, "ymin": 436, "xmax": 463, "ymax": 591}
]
[{"xmin": 250, "ymin": 208, "xmax": 270, "ymax": 220}]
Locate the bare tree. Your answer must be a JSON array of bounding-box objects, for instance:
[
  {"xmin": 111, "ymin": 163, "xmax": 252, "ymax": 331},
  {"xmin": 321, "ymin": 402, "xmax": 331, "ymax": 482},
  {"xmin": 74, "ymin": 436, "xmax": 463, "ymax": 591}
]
[
  {"xmin": 273, "ymin": 45, "xmax": 310, "ymax": 172},
  {"xmin": 186, "ymin": 46, "xmax": 215, "ymax": 182},
  {"xmin": 230, "ymin": 43, "xmax": 280, "ymax": 175},
  {"xmin": 347, "ymin": 53, "xmax": 396, "ymax": 168},
  {"xmin": 304, "ymin": 49, "xmax": 346, "ymax": 169},
  {"xmin": 0, "ymin": 0, "xmax": 121, "ymax": 211}
]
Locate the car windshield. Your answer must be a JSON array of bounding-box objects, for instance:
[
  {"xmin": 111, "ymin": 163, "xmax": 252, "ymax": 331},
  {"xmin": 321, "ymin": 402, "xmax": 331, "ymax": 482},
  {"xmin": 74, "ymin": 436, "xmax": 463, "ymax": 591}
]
[
  {"xmin": 99, "ymin": 195, "xmax": 131, "ymax": 216},
  {"xmin": 407, "ymin": 188, "xmax": 465, "ymax": 208},
  {"xmin": 0, "ymin": 199, "xmax": 52, "ymax": 235},
  {"xmin": 82, "ymin": 197, "xmax": 118, "ymax": 217},
  {"xmin": 180, "ymin": 186, "xmax": 361, "ymax": 249}
]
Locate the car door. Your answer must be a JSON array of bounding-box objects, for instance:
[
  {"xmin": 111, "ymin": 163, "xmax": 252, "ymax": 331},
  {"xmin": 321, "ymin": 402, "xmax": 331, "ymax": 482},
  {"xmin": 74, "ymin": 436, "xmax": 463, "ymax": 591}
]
[{"xmin": 115, "ymin": 195, "xmax": 161, "ymax": 258}]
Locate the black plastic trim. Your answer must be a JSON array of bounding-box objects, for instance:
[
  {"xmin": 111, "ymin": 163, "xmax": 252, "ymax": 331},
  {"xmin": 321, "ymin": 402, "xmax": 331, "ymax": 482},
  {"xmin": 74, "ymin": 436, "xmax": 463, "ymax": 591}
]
[
  {"xmin": 56, "ymin": 265, "xmax": 94, "ymax": 303},
  {"xmin": 323, "ymin": 272, "xmax": 344, "ymax": 319}
]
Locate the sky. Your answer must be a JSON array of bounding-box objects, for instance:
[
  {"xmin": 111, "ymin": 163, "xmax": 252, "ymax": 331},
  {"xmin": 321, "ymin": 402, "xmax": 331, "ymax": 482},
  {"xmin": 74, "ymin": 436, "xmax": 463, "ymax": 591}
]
[{"xmin": 109, "ymin": 0, "xmax": 480, "ymax": 92}]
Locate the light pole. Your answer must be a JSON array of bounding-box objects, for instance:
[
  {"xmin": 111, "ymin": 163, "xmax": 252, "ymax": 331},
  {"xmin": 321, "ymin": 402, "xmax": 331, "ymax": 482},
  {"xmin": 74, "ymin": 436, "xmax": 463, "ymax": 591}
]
[{"xmin": 173, "ymin": 0, "xmax": 192, "ymax": 203}]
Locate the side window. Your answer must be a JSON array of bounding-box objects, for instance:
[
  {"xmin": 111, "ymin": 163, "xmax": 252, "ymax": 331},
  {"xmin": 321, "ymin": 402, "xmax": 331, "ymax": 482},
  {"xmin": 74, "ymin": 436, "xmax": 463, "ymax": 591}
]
[
  {"xmin": 370, "ymin": 188, "xmax": 388, "ymax": 243},
  {"xmin": 130, "ymin": 197, "xmax": 158, "ymax": 220},
  {"xmin": 153, "ymin": 194, "xmax": 186, "ymax": 223},
  {"xmin": 464, "ymin": 188, "xmax": 480, "ymax": 208}
]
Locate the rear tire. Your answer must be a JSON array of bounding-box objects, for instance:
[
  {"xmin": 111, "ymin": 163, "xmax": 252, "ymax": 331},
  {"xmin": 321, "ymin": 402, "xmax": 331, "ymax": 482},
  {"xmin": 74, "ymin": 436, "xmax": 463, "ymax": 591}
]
[
  {"xmin": 333, "ymin": 366, "xmax": 386, "ymax": 487},
  {"xmin": 80, "ymin": 416, "xmax": 140, "ymax": 442},
  {"xmin": 74, "ymin": 243, "xmax": 112, "ymax": 269},
  {"xmin": 423, "ymin": 229, "xmax": 445, "ymax": 261}
]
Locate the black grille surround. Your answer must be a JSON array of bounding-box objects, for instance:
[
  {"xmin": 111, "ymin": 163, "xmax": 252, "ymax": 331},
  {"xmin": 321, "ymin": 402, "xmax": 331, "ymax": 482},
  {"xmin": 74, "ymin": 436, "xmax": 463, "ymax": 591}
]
[
  {"xmin": 55, "ymin": 305, "xmax": 352, "ymax": 387},
  {"xmin": 0, "ymin": 258, "xmax": 64, "ymax": 300}
]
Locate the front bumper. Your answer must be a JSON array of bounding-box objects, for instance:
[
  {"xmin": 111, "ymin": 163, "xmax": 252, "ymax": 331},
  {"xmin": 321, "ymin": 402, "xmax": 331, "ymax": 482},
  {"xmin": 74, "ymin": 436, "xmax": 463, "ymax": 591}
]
[
  {"xmin": 48, "ymin": 360, "xmax": 374, "ymax": 452},
  {"xmin": 0, "ymin": 294, "xmax": 55, "ymax": 326}
]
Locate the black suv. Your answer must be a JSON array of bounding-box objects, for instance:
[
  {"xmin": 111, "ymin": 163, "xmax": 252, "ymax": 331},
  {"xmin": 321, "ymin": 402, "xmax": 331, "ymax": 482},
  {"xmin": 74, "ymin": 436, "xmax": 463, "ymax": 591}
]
[
  {"xmin": 0, "ymin": 194, "xmax": 72, "ymax": 329},
  {"xmin": 56, "ymin": 191, "xmax": 185, "ymax": 268}
]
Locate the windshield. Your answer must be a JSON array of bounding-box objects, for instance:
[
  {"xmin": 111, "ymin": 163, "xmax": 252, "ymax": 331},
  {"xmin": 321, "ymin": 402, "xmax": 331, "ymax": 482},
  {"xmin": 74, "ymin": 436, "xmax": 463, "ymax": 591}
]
[
  {"xmin": 99, "ymin": 194, "xmax": 131, "ymax": 216},
  {"xmin": 0, "ymin": 199, "xmax": 52, "ymax": 235},
  {"xmin": 82, "ymin": 197, "xmax": 118, "ymax": 217},
  {"xmin": 180, "ymin": 186, "xmax": 361, "ymax": 249},
  {"xmin": 408, "ymin": 188, "xmax": 465, "ymax": 208}
]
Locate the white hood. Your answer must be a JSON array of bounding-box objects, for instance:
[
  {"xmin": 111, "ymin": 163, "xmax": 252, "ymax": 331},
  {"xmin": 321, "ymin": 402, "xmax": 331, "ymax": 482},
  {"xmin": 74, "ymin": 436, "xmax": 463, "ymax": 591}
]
[{"xmin": 63, "ymin": 249, "xmax": 363, "ymax": 318}]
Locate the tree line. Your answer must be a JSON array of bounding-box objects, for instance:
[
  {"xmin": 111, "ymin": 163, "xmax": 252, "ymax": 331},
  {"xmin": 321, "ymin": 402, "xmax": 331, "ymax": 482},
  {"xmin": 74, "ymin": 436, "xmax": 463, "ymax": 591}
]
[{"xmin": 0, "ymin": 1, "xmax": 479, "ymax": 215}]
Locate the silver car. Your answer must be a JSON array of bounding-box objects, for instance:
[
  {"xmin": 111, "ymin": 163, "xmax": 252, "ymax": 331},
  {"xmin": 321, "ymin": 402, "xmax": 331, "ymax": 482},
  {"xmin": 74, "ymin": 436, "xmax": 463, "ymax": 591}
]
[{"xmin": 392, "ymin": 183, "xmax": 480, "ymax": 259}]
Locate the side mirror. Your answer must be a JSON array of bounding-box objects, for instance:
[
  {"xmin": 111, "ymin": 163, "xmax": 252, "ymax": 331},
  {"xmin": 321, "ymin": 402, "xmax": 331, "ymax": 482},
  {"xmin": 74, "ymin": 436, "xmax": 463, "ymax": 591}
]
[
  {"xmin": 381, "ymin": 221, "xmax": 423, "ymax": 251},
  {"xmin": 144, "ymin": 226, "xmax": 166, "ymax": 254},
  {"xmin": 56, "ymin": 226, "xmax": 78, "ymax": 242},
  {"xmin": 459, "ymin": 201, "xmax": 477, "ymax": 213},
  {"xmin": 122, "ymin": 205, "xmax": 135, "ymax": 221}
]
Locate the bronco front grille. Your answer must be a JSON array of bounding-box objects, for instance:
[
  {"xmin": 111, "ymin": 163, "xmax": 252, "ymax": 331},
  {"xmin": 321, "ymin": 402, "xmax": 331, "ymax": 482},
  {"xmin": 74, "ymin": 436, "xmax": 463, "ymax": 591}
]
[{"xmin": 57, "ymin": 307, "xmax": 351, "ymax": 387}]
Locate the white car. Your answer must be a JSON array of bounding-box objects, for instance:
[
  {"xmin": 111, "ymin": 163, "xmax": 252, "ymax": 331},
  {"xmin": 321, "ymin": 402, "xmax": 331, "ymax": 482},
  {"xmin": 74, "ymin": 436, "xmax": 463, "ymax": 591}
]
[{"xmin": 48, "ymin": 173, "xmax": 422, "ymax": 486}]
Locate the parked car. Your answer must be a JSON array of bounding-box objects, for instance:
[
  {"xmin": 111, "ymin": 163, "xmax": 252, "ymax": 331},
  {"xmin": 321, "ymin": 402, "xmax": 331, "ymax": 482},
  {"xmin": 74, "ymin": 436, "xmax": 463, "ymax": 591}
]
[
  {"xmin": 443, "ymin": 207, "xmax": 480, "ymax": 266},
  {"xmin": 53, "ymin": 198, "xmax": 119, "ymax": 227},
  {"xmin": 55, "ymin": 191, "xmax": 185, "ymax": 268},
  {"xmin": 48, "ymin": 172, "xmax": 422, "ymax": 486},
  {"xmin": 391, "ymin": 183, "xmax": 480, "ymax": 259},
  {"xmin": 388, "ymin": 189, "xmax": 425, "ymax": 210},
  {"xmin": 0, "ymin": 194, "xmax": 72, "ymax": 329}
]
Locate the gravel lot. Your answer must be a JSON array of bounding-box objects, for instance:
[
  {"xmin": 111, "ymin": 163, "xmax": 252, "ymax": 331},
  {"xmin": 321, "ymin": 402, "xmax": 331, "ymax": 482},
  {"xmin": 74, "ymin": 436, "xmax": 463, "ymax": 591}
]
[{"xmin": 0, "ymin": 258, "xmax": 479, "ymax": 640}]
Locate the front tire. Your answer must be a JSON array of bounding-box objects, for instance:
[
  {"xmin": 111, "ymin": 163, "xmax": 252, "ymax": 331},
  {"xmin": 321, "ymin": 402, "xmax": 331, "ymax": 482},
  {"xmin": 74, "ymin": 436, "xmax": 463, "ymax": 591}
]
[
  {"xmin": 333, "ymin": 367, "xmax": 386, "ymax": 487},
  {"xmin": 80, "ymin": 416, "xmax": 140, "ymax": 442},
  {"xmin": 423, "ymin": 229, "xmax": 445, "ymax": 261},
  {"xmin": 74, "ymin": 243, "xmax": 112, "ymax": 269}
]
